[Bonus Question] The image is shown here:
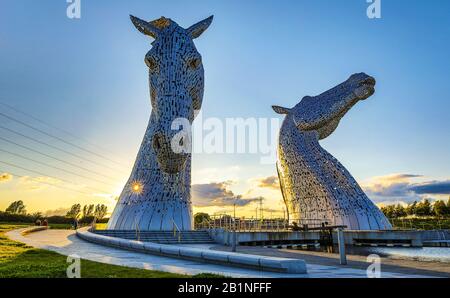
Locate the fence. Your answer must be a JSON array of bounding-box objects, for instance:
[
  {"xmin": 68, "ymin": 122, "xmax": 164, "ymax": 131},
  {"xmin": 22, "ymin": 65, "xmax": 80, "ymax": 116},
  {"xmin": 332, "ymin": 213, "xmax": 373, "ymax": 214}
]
[{"xmin": 195, "ymin": 215, "xmax": 330, "ymax": 232}]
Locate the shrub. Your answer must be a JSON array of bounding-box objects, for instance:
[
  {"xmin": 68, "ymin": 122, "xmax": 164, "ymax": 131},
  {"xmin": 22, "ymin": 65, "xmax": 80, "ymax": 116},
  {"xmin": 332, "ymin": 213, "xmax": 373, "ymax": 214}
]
[
  {"xmin": 0, "ymin": 211, "xmax": 33, "ymax": 223},
  {"xmin": 46, "ymin": 216, "xmax": 73, "ymax": 224}
]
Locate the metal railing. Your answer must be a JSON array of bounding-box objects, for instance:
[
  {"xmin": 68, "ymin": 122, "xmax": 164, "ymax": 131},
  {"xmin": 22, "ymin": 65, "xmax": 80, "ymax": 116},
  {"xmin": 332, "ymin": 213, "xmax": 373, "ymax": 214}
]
[
  {"xmin": 134, "ymin": 217, "xmax": 140, "ymax": 241},
  {"xmin": 90, "ymin": 217, "xmax": 97, "ymax": 232},
  {"xmin": 195, "ymin": 215, "xmax": 330, "ymax": 232},
  {"xmin": 388, "ymin": 217, "xmax": 450, "ymax": 231},
  {"xmin": 172, "ymin": 219, "xmax": 181, "ymax": 243}
]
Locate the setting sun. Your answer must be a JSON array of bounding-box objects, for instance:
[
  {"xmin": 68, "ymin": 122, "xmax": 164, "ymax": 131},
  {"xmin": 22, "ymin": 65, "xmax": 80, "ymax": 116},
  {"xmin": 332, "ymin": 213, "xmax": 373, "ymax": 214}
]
[{"xmin": 131, "ymin": 181, "xmax": 143, "ymax": 194}]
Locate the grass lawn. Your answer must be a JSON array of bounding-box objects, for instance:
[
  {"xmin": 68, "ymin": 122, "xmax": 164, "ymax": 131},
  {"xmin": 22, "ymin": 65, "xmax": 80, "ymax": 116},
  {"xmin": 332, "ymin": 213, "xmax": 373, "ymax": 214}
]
[{"xmin": 0, "ymin": 224, "xmax": 223, "ymax": 278}]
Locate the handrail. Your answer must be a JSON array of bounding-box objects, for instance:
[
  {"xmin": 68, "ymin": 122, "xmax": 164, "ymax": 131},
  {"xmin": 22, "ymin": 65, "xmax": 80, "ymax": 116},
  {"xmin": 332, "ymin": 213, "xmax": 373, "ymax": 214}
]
[
  {"xmin": 91, "ymin": 216, "xmax": 97, "ymax": 232},
  {"xmin": 194, "ymin": 215, "xmax": 334, "ymax": 232},
  {"xmin": 172, "ymin": 219, "xmax": 181, "ymax": 243},
  {"xmin": 134, "ymin": 218, "xmax": 140, "ymax": 241}
]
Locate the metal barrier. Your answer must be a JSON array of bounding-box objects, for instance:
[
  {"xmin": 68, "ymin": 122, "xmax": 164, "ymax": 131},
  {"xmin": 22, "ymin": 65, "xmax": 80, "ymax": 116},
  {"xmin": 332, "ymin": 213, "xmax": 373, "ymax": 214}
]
[
  {"xmin": 134, "ymin": 217, "xmax": 140, "ymax": 241},
  {"xmin": 172, "ymin": 219, "xmax": 181, "ymax": 243},
  {"xmin": 388, "ymin": 217, "xmax": 450, "ymax": 231},
  {"xmin": 195, "ymin": 215, "xmax": 330, "ymax": 232}
]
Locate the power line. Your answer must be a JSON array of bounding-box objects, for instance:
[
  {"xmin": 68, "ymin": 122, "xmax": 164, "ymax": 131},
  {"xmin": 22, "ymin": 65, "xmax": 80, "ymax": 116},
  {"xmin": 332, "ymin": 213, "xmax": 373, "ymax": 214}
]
[
  {"xmin": 0, "ymin": 135, "xmax": 118, "ymax": 182},
  {"xmin": 0, "ymin": 160, "xmax": 110, "ymax": 194},
  {"xmin": 0, "ymin": 101, "xmax": 127, "ymax": 162},
  {"xmin": 0, "ymin": 148, "xmax": 114, "ymax": 187},
  {"xmin": 0, "ymin": 111, "xmax": 128, "ymax": 170},
  {"xmin": 0, "ymin": 168, "xmax": 95, "ymax": 196},
  {"xmin": 0, "ymin": 125, "xmax": 124, "ymax": 174}
]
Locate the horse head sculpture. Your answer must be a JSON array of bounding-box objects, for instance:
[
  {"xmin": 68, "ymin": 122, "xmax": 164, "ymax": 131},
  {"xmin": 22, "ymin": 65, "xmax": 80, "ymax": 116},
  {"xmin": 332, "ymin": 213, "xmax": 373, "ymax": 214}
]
[
  {"xmin": 107, "ymin": 15, "xmax": 212, "ymax": 231},
  {"xmin": 273, "ymin": 73, "xmax": 376, "ymax": 139},
  {"xmin": 130, "ymin": 15, "xmax": 212, "ymax": 173},
  {"xmin": 273, "ymin": 73, "xmax": 392, "ymax": 230}
]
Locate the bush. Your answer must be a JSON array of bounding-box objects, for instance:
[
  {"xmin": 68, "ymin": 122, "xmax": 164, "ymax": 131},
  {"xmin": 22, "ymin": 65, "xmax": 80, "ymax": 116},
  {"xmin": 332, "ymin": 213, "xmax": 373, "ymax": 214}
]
[
  {"xmin": 0, "ymin": 211, "xmax": 34, "ymax": 223},
  {"xmin": 0, "ymin": 209, "xmax": 110, "ymax": 227},
  {"xmin": 46, "ymin": 216, "xmax": 73, "ymax": 224},
  {"xmin": 79, "ymin": 216, "xmax": 109, "ymax": 224},
  {"xmin": 97, "ymin": 217, "xmax": 109, "ymax": 224},
  {"xmin": 79, "ymin": 216, "xmax": 95, "ymax": 224},
  {"xmin": 194, "ymin": 212, "xmax": 211, "ymax": 225}
]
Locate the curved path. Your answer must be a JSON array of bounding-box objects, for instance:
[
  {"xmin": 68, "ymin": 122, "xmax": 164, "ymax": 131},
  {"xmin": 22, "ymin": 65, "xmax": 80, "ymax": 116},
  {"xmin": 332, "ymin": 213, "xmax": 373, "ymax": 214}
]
[{"xmin": 6, "ymin": 228, "xmax": 431, "ymax": 278}]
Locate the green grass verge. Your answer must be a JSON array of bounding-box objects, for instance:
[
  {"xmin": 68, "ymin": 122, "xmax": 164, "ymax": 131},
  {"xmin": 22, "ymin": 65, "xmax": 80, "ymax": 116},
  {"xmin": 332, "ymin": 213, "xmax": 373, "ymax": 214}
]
[{"xmin": 0, "ymin": 224, "xmax": 224, "ymax": 278}]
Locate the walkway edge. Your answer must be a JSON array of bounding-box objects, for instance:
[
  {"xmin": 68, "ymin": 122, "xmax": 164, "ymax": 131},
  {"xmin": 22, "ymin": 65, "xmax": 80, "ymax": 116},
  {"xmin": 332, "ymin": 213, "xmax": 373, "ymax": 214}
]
[
  {"xmin": 76, "ymin": 228, "xmax": 307, "ymax": 274},
  {"xmin": 21, "ymin": 226, "xmax": 48, "ymax": 235}
]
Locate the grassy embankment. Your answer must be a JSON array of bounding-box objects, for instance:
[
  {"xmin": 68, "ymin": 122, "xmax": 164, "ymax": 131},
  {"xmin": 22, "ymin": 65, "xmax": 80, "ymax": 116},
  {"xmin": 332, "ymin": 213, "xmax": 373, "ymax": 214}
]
[{"xmin": 0, "ymin": 223, "xmax": 222, "ymax": 278}]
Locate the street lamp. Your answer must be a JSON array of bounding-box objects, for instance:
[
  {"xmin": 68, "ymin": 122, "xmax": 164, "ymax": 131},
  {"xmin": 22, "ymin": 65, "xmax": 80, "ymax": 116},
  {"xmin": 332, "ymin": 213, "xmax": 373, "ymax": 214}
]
[{"xmin": 232, "ymin": 202, "xmax": 237, "ymax": 252}]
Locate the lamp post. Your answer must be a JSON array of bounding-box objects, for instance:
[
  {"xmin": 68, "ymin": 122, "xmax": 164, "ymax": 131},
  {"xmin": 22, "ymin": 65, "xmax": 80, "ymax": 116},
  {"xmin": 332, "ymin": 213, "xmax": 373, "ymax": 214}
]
[
  {"xmin": 337, "ymin": 227, "xmax": 347, "ymax": 265},
  {"xmin": 232, "ymin": 202, "xmax": 237, "ymax": 252}
]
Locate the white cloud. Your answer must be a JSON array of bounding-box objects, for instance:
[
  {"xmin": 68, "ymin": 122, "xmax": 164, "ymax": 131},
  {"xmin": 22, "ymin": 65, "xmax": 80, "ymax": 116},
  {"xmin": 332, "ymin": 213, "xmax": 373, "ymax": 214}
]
[
  {"xmin": 253, "ymin": 175, "xmax": 280, "ymax": 190},
  {"xmin": 192, "ymin": 166, "xmax": 241, "ymax": 184},
  {"xmin": 362, "ymin": 173, "xmax": 450, "ymax": 204},
  {"xmin": 192, "ymin": 181, "xmax": 263, "ymax": 207},
  {"xmin": 17, "ymin": 175, "xmax": 63, "ymax": 191}
]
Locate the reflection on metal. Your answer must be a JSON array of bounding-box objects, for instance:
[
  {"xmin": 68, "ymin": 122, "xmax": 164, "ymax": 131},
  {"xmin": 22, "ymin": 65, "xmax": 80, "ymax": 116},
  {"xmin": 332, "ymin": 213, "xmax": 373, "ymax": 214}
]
[
  {"xmin": 273, "ymin": 73, "xmax": 392, "ymax": 230},
  {"xmin": 107, "ymin": 15, "xmax": 213, "ymax": 231}
]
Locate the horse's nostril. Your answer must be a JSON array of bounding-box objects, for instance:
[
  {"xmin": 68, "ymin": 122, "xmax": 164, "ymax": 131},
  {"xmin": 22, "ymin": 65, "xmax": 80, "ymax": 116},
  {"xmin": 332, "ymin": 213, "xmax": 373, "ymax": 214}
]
[
  {"xmin": 362, "ymin": 77, "xmax": 376, "ymax": 86},
  {"xmin": 179, "ymin": 137, "xmax": 184, "ymax": 147}
]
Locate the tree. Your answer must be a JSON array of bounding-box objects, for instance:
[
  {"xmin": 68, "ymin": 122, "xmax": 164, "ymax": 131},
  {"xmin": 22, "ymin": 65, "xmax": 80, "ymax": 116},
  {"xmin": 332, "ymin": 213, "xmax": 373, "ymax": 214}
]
[
  {"xmin": 82, "ymin": 204, "xmax": 94, "ymax": 218},
  {"xmin": 433, "ymin": 200, "xmax": 448, "ymax": 217},
  {"xmin": 194, "ymin": 212, "xmax": 211, "ymax": 225},
  {"xmin": 94, "ymin": 204, "xmax": 107, "ymax": 220},
  {"xmin": 394, "ymin": 204, "xmax": 406, "ymax": 218},
  {"xmin": 381, "ymin": 205, "xmax": 396, "ymax": 218},
  {"xmin": 406, "ymin": 201, "xmax": 417, "ymax": 216},
  {"xmin": 66, "ymin": 204, "xmax": 81, "ymax": 219},
  {"xmin": 416, "ymin": 199, "xmax": 432, "ymax": 216},
  {"xmin": 30, "ymin": 212, "xmax": 43, "ymax": 221},
  {"xmin": 5, "ymin": 200, "xmax": 27, "ymax": 215}
]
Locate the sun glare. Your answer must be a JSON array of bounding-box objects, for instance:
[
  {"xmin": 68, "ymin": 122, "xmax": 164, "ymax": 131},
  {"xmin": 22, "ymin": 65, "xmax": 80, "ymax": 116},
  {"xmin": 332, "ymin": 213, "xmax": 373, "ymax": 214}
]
[{"xmin": 131, "ymin": 181, "xmax": 143, "ymax": 194}]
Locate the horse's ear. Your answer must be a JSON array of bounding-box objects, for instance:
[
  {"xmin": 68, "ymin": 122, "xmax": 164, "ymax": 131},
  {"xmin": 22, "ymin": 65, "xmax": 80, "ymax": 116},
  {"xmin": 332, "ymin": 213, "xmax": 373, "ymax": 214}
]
[
  {"xmin": 130, "ymin": 15, "xmax": 160, "ymax": 39},
  {"xmin": 186, "ymin": 15, "xmax": 213, "ymax": 39},
  {"xmin": 272, "ymin": 105, "xmax": 291, "ymax": 115}
]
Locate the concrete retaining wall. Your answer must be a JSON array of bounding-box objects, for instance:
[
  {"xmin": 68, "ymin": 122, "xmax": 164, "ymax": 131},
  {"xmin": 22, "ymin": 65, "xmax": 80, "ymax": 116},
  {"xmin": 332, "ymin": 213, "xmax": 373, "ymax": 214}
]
[
  {"xmin": 21, "ymin": 226, "xmax": 48, "ymax": 235},
  {"xmin": 76, "ymin": 228, "xmax": 307, "ymax": 274},
  {"xmin": 208, "ymin": 229, "xmax": 429, "ymax": 247},
  {"xmin": 419, "ymin": 230, "xmax": 450, "ymax": 241},
  {"xmin": 208, "ymin": 229, "xmax": 320, "ymax": 246},
  {"xmin": 336, "ymin": 230, "xmax": 424, "ymax": 247}
]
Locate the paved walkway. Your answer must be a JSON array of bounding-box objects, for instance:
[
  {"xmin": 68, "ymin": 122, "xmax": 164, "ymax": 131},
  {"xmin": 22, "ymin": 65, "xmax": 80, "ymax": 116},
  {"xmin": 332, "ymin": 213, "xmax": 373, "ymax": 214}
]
[
  {"xmin": 213, "ymin": 245, "xmax": 449, "ymax": 278},
  {"xmin": 6, "ymin": 229, "xmax": 432, "ymax": 278}
]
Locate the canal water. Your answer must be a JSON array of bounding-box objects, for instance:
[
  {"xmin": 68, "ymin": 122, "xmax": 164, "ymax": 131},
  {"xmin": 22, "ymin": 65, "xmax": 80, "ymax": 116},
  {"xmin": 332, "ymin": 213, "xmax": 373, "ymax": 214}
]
[
  {"xmin": 362, "ymin": 246, "xmax": 450, "ymax": 263},
  {"xmin": 337, "ymin": 246, "xmax": 450, "ymax": 263}
]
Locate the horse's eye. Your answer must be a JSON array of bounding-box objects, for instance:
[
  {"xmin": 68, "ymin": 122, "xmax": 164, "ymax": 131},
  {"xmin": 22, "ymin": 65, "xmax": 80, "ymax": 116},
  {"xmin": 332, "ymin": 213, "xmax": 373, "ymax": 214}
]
[
  {"xmin": 145, "ymin": 56, "xmax": 158, "ymax": 71},
  {"xmin": 188, "ymin": 57, "xmax": 201, "ymax": 69}
]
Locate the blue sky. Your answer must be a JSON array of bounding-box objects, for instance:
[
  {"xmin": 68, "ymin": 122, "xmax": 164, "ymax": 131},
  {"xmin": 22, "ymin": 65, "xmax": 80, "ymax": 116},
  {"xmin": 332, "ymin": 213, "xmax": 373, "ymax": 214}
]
[{"xmin": 0, "ymin": 0, "xmax": 449, "ymax": 214}]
